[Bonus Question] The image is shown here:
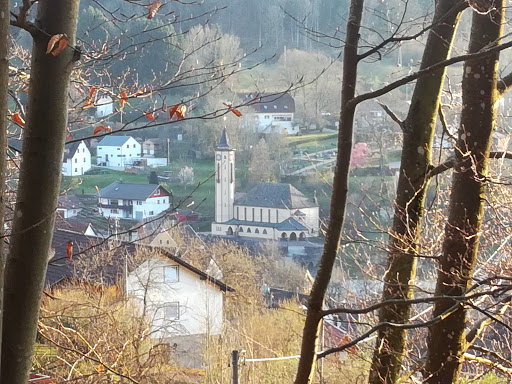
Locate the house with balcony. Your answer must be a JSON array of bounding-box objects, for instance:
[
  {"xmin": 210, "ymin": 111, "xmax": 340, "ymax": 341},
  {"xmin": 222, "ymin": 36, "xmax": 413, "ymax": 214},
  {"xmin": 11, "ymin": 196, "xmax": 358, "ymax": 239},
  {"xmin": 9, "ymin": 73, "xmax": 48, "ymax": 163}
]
[
  {"xmin": 239, "ymin": 92, "xmax": 298, "ymax": 135},
  {"xmin": 98, "ymin": 181, "xmax": 171, "ymax": 220},
  {"xmin": 96, "ymin": 136, "xmax": 141, "ymax": 168}
]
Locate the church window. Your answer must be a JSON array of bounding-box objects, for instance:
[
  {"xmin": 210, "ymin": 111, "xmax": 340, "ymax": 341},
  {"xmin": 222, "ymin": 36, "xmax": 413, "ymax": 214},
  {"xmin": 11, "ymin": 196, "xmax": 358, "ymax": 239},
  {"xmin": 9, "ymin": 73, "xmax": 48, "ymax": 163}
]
[
  {"xmin": 276, "ymin": 209, "xmax": 279, "ymax": 222},
  {"xmin": 230, "ymin": 163, "xmax": 234, "ymax": 183},
  {"xmin": 216, "ymin": 163, "xmax": 220, "ymax": 183},
  {"xmin": 252, "ymin": 208, "xmax": 255, "ymax": 220},
  {"xmin": 290, "ymin": 232, "xmax": 297, "ymax": 241},
  {"xmin": 260, "ymin": 209, "xmax": 263, "ymax": 222},
  {"xmin": 239, "ymin": 227, "xmax": 244, "ymax": 233},
  {"xmin": 247, "ymin": 228, "xmax": 252, "ymax": 233},
  {"xmin": 263, "ymin": 229, "xmax": 267, "ymax": 235},
  {"xmin": 237, "ymin": 207, "xmax": 239, "ymax": 219},
  {"xmin": 268, "ymin": 209, "xmax": 271, "ymax": 222},
  {"xmin": 244, "ymin": 207, "xmax": 247, "ymax": 219},
  {"xmin": 255, "ymin": 229, "xmax": 259, "ymax": 234}
]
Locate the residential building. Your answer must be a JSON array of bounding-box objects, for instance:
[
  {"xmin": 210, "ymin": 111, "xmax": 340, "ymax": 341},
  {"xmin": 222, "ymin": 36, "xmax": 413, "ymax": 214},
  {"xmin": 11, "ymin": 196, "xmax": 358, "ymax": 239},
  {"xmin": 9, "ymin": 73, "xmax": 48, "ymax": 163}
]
[
  {"xmin": 9, "ymin": 139, "xmax": 91, "ymax": 176},
  {"xmin": 239, "ymin": 92, "xmax": 298, "ymax": 134},
  {"xmin": 127, "ymin": 251, "xmax": 233, "ymax": 339},
  {"xmin": 211, "ymin": 129, "xmax": 319, "ymax": 240},
  {"xmin": 57, "ymin": 195, "xmax": 83, "ymax": 219},
  {"xmin": 96, "ymin": 136, "xmax": 141, "ymax": 168},
  {"xmin": 98, "ymin": 181, "xmax": 171, "ymax": 220},
  {"xmin": 62, "ymin": 140, "xmax": 92, "ymax": 176}
]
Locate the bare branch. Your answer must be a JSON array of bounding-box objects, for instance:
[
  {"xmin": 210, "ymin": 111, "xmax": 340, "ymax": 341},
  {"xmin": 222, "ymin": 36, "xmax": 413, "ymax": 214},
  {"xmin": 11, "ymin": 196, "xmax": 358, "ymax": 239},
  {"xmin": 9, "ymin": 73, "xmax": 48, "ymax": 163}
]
[{"xmin": 377, "ymin": 101, "xmax": 404, "ymax": 130}]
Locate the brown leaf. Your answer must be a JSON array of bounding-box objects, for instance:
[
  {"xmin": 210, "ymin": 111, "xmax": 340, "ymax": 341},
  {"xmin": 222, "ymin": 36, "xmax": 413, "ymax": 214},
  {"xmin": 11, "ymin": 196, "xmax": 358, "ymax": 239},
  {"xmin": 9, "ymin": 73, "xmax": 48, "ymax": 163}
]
[
  {"xmin": 147, "ymin": 0, "xmax": 161, "ymax": 19},
  {"xmin": 46, "ymin": 34, "xmax": 69, "ymax": 56}
]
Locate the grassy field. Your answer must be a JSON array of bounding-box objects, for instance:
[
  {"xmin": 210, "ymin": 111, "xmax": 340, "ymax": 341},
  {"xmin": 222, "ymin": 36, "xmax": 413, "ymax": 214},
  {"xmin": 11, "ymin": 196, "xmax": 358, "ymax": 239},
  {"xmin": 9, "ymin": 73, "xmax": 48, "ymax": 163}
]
[{"xmin": 286, "ymin": 132, "xmax": 338, "ymax": 154}]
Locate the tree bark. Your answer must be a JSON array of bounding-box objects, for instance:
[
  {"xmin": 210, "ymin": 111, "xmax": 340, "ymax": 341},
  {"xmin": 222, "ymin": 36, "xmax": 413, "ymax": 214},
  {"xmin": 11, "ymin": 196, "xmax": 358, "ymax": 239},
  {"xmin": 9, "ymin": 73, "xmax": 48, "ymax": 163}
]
[
  {"xmin": 1, "ymin": 1, "xmax": 80, "ymax": 382},
  {"xmin": 294, "ymin": 0, "xmax": 363, "ymax": 383},
  {"xmin": 368, "ymin": 1, "xmax": 465, "ymax": 383},
  {"xmin": 0, "ymin": 0, "xmax": 11, "ymax": 374},
  {"xmin": 424, "ymin": 2, "xmax": 504, "ymax": 383}
]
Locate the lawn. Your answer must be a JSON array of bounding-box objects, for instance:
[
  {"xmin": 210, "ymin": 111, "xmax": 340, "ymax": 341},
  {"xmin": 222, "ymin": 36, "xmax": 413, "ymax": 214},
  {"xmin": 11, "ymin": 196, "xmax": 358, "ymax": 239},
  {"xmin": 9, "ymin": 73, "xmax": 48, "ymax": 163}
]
[{"xmin": 287, "ymin": 133, "xmax": 338, "ymax": 154}]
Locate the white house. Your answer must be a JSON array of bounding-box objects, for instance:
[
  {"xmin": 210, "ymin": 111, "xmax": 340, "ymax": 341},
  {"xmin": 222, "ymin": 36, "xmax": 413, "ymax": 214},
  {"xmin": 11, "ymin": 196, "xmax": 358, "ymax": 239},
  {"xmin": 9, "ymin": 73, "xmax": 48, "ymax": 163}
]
[
  {"xmin": 57, "ymin": 195, "xmax": 83, "ymax": 219},
  {"xmin": 98, "ymin": 181, "xmax": 171, "ymax": 220},
  {"xmin": 239, "ymin": 92, "xmax": 298, "ymax": 135},
  {"xmin": 62, "ymin": 140, "xmax": 92, "ymax": 176},
  {"xmin": 211, "ymin": 129, "xmax": 319, "ymax": 241},
  {"xmin": 126, "ymin": 252, "xmax": 233, "ymax": 340},
  {"xmin": 95, "ymin": 94, "xmax": 114, "ymax": 118},
  {"xmin": 97, "ymin": 136, "xmax": 141, "ymax": 168}
]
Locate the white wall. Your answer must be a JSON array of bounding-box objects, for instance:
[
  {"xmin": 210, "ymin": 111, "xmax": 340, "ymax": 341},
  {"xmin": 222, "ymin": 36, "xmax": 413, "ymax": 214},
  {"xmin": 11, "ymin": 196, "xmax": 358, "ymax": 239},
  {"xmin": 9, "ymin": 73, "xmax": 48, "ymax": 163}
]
[
  {"xmin": 97, "ymin": 137, "xmax": 141, "ymax": 167},
  {"xmin": 62, "ymin": 141, "xmax": 91, "ymax": 176},
  {"xmin": 99, "ymin": 195, "xmax": 169, "ymax": 219},
  {"xmin": 126, "ymin": 258, "xmax": 224, "ymax": 338},
  {"xmin": 95, "ymin": 95, "xmax": 114, "ymax": 118},
  {"xmin": 256, "ymin": 112, "xmax": 295, "ymax": 134}
]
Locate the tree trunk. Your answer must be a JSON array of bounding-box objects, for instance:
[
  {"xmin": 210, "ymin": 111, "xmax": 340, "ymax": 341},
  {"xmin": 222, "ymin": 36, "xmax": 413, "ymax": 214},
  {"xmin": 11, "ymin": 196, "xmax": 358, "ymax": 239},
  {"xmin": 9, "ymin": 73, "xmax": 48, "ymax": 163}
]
[
  {"xmin": 294, "ymin": 0, "xmax": 363, "ymax": 383},
  {"xmin": 368, "ymin": 2, "xmax": 464, "ymax": 383},
  {"xmin": 1, "ymin": 1, "xmax": 80, "ymax": 382},
  {"xmin": 424, "ymin": 2, "xmax": 504, "ymax": 383},
  {"xmin": 0, "ymin": 0, "xmax": 11, "ymax": 374}
]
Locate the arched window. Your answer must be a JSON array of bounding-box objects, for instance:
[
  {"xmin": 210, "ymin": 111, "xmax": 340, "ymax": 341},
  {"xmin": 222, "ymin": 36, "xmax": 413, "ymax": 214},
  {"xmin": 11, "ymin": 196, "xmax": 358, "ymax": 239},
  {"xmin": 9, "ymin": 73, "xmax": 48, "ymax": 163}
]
[
  {"xmin": 255, "ymin": 228, "xmax": 260, "ymax": 234},
  {"xmin": 239, "ymin": 227, "xmax": 244, "ymax": 233},
  {"xmin": 299, "ymin": 232, "xmax": 306, "ymax": 240},
  {"xmin": 230, "ymin": 163, "xmax": 234, "ymax": 183},
  {"xmin": 281, "ymin": 232, "xmax": 288, "ymax": 240},
  {"xmin": 247, "ymin": 228, "xmax": 252, "ymax": 233},
  {"xmin": 263, "ymin": 229, "xmax": 267, "ymax": 235},
  {"xmin": 216, "ymin": 163, "xmax": 220, "ymax": 183},
  {"xmin": 227, "ymin": 227, "xmax": 233, "ymax": 235},
  {"xmin": 290, "ymin": 232, "xmax": 297, "ymax": 241}
]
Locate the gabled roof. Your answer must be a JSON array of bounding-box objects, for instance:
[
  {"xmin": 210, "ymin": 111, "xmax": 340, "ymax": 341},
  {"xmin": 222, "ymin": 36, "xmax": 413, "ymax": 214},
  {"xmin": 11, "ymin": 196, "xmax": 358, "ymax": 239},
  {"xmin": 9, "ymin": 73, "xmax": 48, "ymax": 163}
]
[
  {"xmin": 46, "ymin": 229, "xmax": 102, "ymax": 287},
  {"xmin": 98, "ymin": 181, "xmax": 169, "ymax": 200},
  {"xmin": 46, "ymin": 230, "xmax": 234, "ymax": 292},
  {"xmin": 158, "ymin": 249, "xmax": 234, "ymax": 292},
  {"xmin": 235, "ymin": 183, "xmax": 317, "ymax": 209},
  {"xmin": 275, "ymin": 217, "xmax": 308, "ymax": 231},
  {"xmin": 239, "ymin": 92, "xmax": 295, "ymax": 114},
  {"xmin": 63, "ymin": 141, "xmax": 82, "ymax": 161},
  {"xmin": 58, "ymin": 195, "xmax": 83, "ymax": 210},
  {"xmin": 97, "ymin": 136, "xmax": 133, "ymax": 147},
  {"xmin": 8, "ymin": 138, "xmax": 87, "ymax": 161}
]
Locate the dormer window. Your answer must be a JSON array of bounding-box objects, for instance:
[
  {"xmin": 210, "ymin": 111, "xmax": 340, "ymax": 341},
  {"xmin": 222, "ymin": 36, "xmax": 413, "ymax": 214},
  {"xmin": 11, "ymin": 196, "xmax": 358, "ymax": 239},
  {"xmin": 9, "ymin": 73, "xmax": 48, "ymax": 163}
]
[{"xmin": 263, "ymin": 105, "xmax": 268, "ymax": 110}]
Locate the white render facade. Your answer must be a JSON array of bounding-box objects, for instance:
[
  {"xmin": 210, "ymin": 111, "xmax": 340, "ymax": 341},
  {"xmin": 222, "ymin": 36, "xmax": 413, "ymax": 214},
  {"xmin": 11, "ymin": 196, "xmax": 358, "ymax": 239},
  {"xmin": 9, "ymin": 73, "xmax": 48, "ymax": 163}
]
[
  {"xmin": 126, "ymin": 257, "xmax": 226, "ymax": 338},
  {"xmin": 62, "ymin": 141, "xmax": 92, "ymax": 176},
  {"xmin": 98, "ymin": 182, "xmax": 170, "ymax": 220},
  {"xmin": 97, "ymin": 136, "xmax": 141, "ymax": 168}
]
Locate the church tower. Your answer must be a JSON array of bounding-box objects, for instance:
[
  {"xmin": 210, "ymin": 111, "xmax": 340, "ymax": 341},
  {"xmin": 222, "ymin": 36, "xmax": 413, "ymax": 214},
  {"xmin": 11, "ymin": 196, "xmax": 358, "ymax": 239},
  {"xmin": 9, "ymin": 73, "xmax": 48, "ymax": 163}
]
[{"xmin": 214, "ymin": 128, "xmax": 235, "ymax": 224}]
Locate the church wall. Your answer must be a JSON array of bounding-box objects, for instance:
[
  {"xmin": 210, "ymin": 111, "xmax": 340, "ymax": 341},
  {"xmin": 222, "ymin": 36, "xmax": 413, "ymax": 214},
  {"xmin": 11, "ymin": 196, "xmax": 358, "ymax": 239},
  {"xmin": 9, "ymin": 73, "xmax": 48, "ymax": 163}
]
[
  {"xmin": 235, "ymin": 205, "xmax": 290, "ymax": 224},
  {"xmin": 297, "ymin": 207, "xmax": 320, "ymax": 233}
]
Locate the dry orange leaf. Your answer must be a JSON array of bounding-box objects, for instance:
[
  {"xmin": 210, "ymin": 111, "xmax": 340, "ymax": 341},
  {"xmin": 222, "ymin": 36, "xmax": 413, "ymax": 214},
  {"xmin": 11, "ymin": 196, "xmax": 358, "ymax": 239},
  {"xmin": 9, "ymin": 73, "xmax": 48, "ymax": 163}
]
[
  {"xmin": 231, "ymin": 108, "xmax": 242, "ymax": 117},
  {"xmin": 46, "ymin": 34, "xmax": 69, "ymax": 56},
  {"xmin": 168, "ymin": 104, "xmax": 180, "ymax": 121},
  {"xmin": 66, "ymin": 134, "xmax": 73, "ymax": 140},
  {"xmin": 89, "ymin": 86, "xmax": 97, "ymax": 98},
  {"xmin": 147, "ymin": 0, "xmax": 161, "ymax": 19},
  {"xmin": 145, "ymin": 112, "xmax": 155, "ymax": 121},
  {"xmin": 11, "ymin": 112, "xmax": 25, "ymax": 126},
  {"xmin": 119, "ymin": 91, "xmax": 129, "ymax": 109},
  {"xmin": 66, "ymin": 241, "xmax": 73, "ymax": 261},
  {"xmin": 176, "ymin": 105, "xmax": 186, "ymax": 120},
  {"xmin": 92, "ymin": 125, "xmax": 112, "ymax": 136}
]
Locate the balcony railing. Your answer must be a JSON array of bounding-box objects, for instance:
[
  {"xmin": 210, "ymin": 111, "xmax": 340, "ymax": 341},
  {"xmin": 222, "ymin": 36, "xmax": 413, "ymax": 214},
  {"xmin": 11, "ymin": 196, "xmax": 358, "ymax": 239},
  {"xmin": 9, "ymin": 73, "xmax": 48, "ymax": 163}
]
[{"xmin": 98, "ymin": 203, "xmax": 133, "ymax": 213}]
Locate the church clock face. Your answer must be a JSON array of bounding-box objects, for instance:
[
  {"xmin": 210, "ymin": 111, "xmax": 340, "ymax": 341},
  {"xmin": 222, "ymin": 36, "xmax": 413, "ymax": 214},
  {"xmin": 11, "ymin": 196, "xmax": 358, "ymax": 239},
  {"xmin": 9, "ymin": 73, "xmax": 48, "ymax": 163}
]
[{"xmin": 216, "ymin": 154, "xmax": 221, "ymax": 160}]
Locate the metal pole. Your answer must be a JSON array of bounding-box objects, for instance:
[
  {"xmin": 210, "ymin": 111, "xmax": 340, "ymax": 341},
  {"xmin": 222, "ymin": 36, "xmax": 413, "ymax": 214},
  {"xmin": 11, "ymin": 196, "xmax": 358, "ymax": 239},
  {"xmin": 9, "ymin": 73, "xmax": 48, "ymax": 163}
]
[{"xmin": 232, "ymin": 350, "xmax": 239, "ymax": 384}]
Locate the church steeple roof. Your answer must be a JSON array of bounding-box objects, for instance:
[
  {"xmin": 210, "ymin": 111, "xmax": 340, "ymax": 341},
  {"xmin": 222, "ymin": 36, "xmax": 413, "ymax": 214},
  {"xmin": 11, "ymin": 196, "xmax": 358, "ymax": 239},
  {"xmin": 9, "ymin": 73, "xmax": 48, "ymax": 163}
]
[{"xmin": 217, "ymin": 128, "xmax": 230, "ymax": 150}]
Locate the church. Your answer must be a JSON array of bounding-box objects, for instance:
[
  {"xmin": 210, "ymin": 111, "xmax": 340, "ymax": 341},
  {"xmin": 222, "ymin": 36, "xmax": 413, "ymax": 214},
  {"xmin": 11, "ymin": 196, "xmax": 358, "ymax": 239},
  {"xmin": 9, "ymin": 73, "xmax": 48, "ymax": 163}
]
[{"xmin": 211, "ymin": 129, "xmax": 320, "ymax": 241}]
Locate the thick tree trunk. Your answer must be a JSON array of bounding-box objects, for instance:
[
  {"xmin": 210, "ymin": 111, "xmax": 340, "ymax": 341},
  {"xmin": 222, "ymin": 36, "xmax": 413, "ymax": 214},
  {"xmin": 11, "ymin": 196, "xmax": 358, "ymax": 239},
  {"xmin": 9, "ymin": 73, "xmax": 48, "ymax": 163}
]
[
  {"xmin": 424, "ymin": 3, "xmax": 503, "ymax": 383},
  {"xmin": 0, "ymin": 0, "xmax": 11, "ymax": 374},
  {"xmin": 368, "ymin": 1, "xmax": 464, "ymax": 383},
  {"xmin": 1, "ymin": 1, "xmax": 80, "ymax": 382},
  {"xmin": 294, "ymin": 0, "xmax": 363, "ymax": 383}
]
